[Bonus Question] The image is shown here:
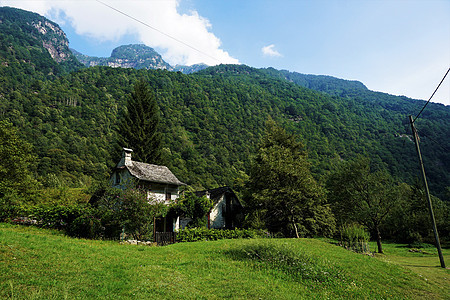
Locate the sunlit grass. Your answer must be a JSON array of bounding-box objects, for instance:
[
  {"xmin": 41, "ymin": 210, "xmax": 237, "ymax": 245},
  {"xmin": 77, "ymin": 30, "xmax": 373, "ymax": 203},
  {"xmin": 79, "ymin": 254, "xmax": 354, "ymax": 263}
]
[{"xmin": 1, "ymin": 223, "xmax": 448, "ymax": 299}]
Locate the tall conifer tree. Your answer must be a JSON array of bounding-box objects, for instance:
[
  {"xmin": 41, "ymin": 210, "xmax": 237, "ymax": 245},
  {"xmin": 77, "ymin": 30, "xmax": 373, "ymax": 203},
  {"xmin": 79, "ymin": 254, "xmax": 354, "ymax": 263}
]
[{"xmin": 117, "ymin": 79, "xmax": 162, "ymax": 164}]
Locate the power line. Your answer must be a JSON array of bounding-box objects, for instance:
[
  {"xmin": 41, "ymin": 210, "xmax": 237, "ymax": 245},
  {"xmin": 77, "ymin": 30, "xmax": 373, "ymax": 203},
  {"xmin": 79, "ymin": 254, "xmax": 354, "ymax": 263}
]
[
  {"xmin": 417, "ymin": 129, "xmax": 450, "ymax": 153},
  {"xmin": 413, "ymin": 67, "xmax": 450, "ymax": 123},
  {"xmin": 95, "ymin": 0, "xmax": 221, "ymax": 64}
]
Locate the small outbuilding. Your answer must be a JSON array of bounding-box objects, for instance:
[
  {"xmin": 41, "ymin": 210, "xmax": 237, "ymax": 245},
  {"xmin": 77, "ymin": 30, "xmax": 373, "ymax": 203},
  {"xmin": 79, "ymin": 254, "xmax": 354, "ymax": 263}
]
[{"xmin": 195, "ymin": 186, "xmax": 244, "ymax": 230}]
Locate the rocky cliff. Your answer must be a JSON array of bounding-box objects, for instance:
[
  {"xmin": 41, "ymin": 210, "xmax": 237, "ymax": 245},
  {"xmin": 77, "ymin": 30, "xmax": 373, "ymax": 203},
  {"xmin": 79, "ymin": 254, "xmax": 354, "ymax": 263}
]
[
  {"xmin": 72, "ymin": 44, "xmax": 173, "ymax": 70},
  {"xmin": 72, "ymin": 44, "xmax": 210, "ymax": 74},
  {"xmin": 1, "ymin": 7, "xmax": 77, "ymax": 63},
  {"xmin": 0, "ymin": 7, "xmax": 82, "ymax": 71}
]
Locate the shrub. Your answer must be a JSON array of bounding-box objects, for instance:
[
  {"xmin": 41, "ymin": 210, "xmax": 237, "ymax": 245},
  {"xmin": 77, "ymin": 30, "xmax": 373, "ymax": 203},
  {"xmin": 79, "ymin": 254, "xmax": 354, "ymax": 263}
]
[
  {"xmin": 339, "ymin": 223, "xmax": 370, "ymax": 253},
  {"xmin": 66, "ymin": 213, "xmax": 103, "ymax": 239},
  {"xmin": 95, "ymin": 186, "xmax": 167, "ymax": 240},
  {"xmin": 169, "ymin": 191, "xmax": 213, "ymax": 228},
  {"xmin": 27, "ymin": 204, "xmax": 89, "ymax": 230},
  {"xmin": 177, "ymin": 228, "xmax": 269, "ymax": 242},
  {"xmin": 0, "ymin": 193, "xmax": 21, "ymax": 222}
]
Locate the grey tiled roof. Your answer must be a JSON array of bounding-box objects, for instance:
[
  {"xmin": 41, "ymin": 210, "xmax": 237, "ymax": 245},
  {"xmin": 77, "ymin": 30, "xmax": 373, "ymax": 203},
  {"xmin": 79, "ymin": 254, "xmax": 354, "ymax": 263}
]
[{"xmin": 127, "ymin": 161, "xmax": 185, "ymax": 186}]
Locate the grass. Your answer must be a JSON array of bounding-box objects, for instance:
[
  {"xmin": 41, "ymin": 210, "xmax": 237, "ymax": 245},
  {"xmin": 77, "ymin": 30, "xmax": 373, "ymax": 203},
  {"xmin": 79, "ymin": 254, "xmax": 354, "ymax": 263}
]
[
  {"xmin": 1, "ymin": 223, "xmax": 449, "ymax": 299},
  {"xmin": 369, "ymin": 241, "xmax": 449, "ymax": 298}
]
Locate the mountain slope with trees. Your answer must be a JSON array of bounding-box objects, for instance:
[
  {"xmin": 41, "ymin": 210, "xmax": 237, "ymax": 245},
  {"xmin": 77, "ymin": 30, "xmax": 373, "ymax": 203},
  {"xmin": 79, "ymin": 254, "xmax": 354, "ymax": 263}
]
[{"xmin": 0, "ymin": 6, "xmax": 449, "ymax": 203}]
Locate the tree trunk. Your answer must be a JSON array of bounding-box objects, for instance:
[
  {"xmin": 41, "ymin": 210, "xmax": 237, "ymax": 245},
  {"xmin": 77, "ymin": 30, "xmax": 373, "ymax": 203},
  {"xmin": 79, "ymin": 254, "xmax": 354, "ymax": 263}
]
[
  {"xmin": 292, "ymin": 216, "xmax": 300, "ymax": 238},
  {"xmin": 375, "ymin": 225, "xmax": 383, "ymax": 253}
]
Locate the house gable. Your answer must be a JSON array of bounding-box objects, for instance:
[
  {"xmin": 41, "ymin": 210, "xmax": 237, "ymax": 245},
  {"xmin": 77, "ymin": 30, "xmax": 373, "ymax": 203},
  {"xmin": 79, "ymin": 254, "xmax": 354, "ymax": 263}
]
[
  {"xmin": 111, "ymin": 148, "xmax": 185, "ymax": 204},
  {"xmin": 195, "ymin": 187, "xmax": 243, "ymax": 229}
]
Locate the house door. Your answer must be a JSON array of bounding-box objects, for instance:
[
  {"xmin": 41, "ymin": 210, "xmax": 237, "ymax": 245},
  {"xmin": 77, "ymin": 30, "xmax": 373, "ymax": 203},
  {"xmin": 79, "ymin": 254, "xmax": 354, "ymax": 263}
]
[{"xmin": 155, "ymin": 217, "xmax": 173, "ymax": 232}]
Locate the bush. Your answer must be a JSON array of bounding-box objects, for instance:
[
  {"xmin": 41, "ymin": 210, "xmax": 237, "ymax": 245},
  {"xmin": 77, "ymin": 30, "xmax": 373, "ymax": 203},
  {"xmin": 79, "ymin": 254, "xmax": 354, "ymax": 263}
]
[
  {"xmin": 27, "ymin": 204, "xmax": 89, "ymax": 230},
  {"xmin": 0, "ymin": 194, "xmax": 21, "ymax": 222},
  {"xmin": 169, "ymin": 191, "xmax": 213, "ymax": 228},
  {"xmin": 3, "ymin": 202, "xmax": 95, "ymax": 238},
  {"xmin": 177, "ymin": 228, "xmax": 269, "ymax": 242},
  {"xmin": 66, "ymin": 213, "xmax": 103, "ymax": 239},
  {"xmin": 94, "ymin": 186, "xmax": 167, "ymax": 240},
  {"xmin": 339, "ymin": 223, "xmax": 370, "ymax": 253}
]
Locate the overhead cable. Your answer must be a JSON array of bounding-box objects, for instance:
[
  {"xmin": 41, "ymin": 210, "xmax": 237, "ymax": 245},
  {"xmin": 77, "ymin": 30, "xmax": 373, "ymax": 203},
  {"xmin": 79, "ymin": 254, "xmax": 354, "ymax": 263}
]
[
  {"xmin": 413, "ymin": 67, "xmax": 450, "ymax": 123},
  {"xmin": 95, "ymin": 0, "xmax": 221, "ymax": 64}
]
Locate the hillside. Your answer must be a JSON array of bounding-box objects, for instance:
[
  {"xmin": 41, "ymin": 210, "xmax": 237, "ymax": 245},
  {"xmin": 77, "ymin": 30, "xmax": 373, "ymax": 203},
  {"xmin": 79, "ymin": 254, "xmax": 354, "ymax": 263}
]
[
  {"xmin": 1, "ymin": 224, "xmax": 448, "ymax": 299},
  {"xmin": 0, "ymin": 7, "xmax": 449, "ymax": 201},
  {"xmin": 0, "ymin": 7, "xmax": 82, "ymax": 74}
]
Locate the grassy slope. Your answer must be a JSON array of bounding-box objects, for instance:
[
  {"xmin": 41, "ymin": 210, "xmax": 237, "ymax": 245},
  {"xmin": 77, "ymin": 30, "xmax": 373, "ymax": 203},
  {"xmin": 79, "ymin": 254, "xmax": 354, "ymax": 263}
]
[{"xmin": 0, "ymin": 224, "xmax": 448, "ymax": 299}]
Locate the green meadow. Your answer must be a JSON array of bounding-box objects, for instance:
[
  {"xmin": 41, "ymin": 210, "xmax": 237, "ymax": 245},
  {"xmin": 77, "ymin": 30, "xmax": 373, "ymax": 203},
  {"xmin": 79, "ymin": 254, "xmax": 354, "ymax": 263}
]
[{"xmin": 1, "ymin": 223, "xmax": 448, "ymax": 299}]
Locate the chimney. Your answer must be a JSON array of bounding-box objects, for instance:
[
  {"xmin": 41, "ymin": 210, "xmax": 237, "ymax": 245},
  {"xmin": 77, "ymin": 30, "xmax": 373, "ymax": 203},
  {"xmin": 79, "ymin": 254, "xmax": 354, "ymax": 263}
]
[{"xmin": 121, "ymin": 148, "xmax": 133, "ymax": 167}]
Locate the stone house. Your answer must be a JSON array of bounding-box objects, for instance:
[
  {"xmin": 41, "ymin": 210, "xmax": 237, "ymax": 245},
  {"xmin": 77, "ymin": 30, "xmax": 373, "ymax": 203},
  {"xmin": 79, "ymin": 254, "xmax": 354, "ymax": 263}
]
[
  {"xmin": 111, "ymin": 149, "xmax": 243, "ymax": 232},
  {"xmin": 111, "ymin": 148, "xmax": 185, "ymax": 202},
  {"xmin": 111, "ymin": 148, "xmax": 185, "ymax": 232}
]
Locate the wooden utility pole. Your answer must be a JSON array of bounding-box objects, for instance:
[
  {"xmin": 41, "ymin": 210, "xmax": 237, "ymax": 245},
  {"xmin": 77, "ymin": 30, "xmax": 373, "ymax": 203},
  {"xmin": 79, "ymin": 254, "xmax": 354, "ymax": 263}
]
[{"xmin": 409, "ymin": 115, "xmax": 445, "ymax": 268}]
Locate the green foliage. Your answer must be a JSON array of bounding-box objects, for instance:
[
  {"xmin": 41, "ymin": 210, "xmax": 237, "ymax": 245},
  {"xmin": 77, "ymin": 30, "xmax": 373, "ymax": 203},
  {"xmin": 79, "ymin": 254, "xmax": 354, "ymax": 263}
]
[
  {"xmin": 3, "ymin": 202, "xmax": 91, "ymax": 234},
  {"xmin": 1, "ymin": 184, "xmax": 167, "ymax": 240},
  {"xmin": 94, "ymin": 186, "xmax": 168, "ymax": 240},
  {"xmin": 169, "ymin": 191, "xmax": 212, "ymax": 228},
  {"xmin": 383, "ymin": 181, "xmax": 450, "ymax": 244},
  {"xmin": 0, "ymin": 194, "xmax": 21, "ymax": 222},
  {"xmin": 1, "ymin": 6, "xmax": 449, "ymax": 204},
  {"xmin": 66, "ymin": 213, "xmax": 103, "ymax": 239},
  {"xmin": 339, "ymin": 224, "xmax": 370, "ymax": 253},
  {"xmin": 117, "ymin": 79, "xmax": 162, "ymax": 164},
  {"xmin": 176, "ymin": 227, "xmax": 268, "ymax": 242},
  {"xmin": 0, "ymin": 121, "xmax": 38, "ymax": 199},
  {"xmin": 245, "ymin": 120, "xmax": 335, "ymax": 237},
  {"xmin": 327, "ymin": 156, "xmax": 399, "ymax": 253}
]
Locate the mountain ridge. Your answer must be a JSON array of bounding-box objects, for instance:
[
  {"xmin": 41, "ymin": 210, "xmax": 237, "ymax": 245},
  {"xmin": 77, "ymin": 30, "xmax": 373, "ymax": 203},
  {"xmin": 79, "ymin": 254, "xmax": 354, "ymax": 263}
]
[
  {"xmin": 73, "ymin": 45, "xmax": 374, "ymax": 95},
  {"xmin": 71, "ymin": 44, "xmax": 210, "ymax": 74}
]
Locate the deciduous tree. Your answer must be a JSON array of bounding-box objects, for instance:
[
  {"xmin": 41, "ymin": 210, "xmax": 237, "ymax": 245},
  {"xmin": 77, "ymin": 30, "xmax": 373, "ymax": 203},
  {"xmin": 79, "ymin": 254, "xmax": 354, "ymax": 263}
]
[
  {"xmin": 245, "ymin": 120, "xmax": 335, "ymax": 237},
  {"xmin": 327, "ymin": 156, "xmax": 398, "ymax": 253},
  {"xmin": 0, "ymin": 120, "xmax": 37, "ymax": 199}
]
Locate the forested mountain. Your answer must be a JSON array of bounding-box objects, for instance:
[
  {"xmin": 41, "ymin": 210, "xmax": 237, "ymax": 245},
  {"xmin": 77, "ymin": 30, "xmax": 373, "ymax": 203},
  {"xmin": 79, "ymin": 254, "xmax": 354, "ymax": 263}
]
[{"xmin": 1, "ymin": 7, "xmax": 449, "ymax": 202}]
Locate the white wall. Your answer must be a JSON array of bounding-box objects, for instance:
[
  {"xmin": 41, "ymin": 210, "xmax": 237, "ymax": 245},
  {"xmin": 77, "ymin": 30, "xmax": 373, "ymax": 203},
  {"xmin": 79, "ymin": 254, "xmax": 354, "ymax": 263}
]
[{"xmin": 210, "ymin": 194, "xmax": 226, "ymax": 229}]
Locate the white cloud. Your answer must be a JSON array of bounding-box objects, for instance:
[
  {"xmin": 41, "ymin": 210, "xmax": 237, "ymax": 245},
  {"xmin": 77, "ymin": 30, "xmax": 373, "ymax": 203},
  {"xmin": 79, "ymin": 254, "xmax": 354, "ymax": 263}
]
[
  {"xmin": 0, "ymin": 0, "xmax": 239, "ymax": 66},
  {"xmin": 262, "ymin": 44, "xmax": 282, "ymax": 57}
]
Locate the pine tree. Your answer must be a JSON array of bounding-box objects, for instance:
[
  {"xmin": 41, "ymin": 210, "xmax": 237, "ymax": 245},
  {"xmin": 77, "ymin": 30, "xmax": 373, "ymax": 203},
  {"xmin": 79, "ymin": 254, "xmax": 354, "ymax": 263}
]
[
  {"xmin": 245, "ymin": 119, "xmax": 335, "ymax": 237},
  {"xmin": 117, "ymin": 79, "xmax": 162, "ymax": 164}
]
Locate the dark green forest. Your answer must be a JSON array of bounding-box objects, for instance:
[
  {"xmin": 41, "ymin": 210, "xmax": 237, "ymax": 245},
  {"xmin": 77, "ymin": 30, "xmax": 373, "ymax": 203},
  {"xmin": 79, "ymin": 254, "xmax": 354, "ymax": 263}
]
[{"xmin": 1, "ymin": 7, "xmax": 449, "ymax": 202}]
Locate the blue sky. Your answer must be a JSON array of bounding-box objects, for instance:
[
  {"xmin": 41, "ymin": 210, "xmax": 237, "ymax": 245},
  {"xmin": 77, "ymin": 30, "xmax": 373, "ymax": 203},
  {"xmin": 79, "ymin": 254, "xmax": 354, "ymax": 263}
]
[{"xmin": 1, "ymin": 0, "xmax": 449, "ymax": 105}]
